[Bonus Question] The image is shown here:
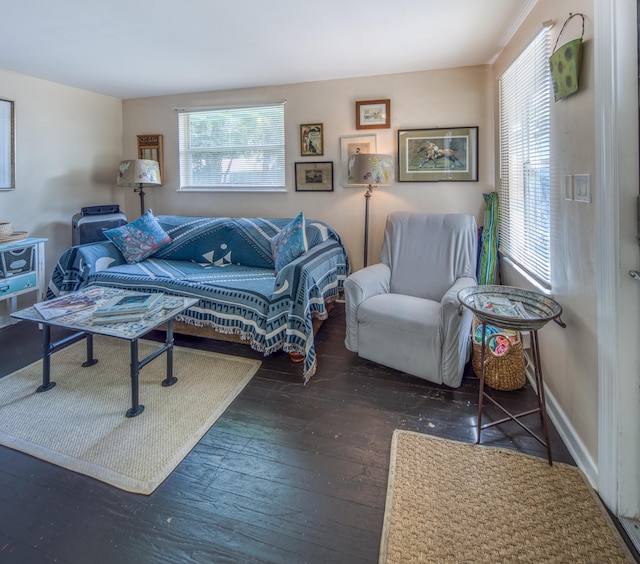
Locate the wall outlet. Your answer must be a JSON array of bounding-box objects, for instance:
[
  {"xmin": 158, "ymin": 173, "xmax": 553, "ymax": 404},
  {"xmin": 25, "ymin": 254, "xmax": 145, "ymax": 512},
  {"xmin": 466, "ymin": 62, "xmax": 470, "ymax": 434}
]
[
  {"xmin": 574, "ymin": 174, "xmax": 591, "ymax": 203},
  {"xmin": 564, "ymin": 175, "xmax": 573, "ymax": 200}
]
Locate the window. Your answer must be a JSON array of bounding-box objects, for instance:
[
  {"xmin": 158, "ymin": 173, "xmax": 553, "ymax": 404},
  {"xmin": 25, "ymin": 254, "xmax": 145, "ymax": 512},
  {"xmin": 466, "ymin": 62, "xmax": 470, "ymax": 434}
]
[
  {"xmin": 178, "ymin": 103, "xmax": 285, "ymax": 191},
  {"xmin": 498, "ymin": 27, "xmax": 552, "ymax": 288}
]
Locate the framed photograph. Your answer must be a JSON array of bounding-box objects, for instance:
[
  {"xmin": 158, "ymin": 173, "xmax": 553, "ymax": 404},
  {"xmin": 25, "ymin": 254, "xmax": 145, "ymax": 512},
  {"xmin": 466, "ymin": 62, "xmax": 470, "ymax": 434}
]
[
  {"xmin": 137, "ymin": 134, "xmax": 164, "ymax": 184},
  {"xmin": 295, "ymin": 161, "xmax": 333, "ymax": 192},
  {"xmin": 356, "ymin": 99, "xmax": 390, "ymax": 129},
  {"xmin": 339, "ymin": 134, "xmax": 377, "ymax": 187},
  {"xmin": 0, "ymin": 99, "xmax": 15, "ymax": 190},
  {"xmin": 300, "ymin": 123, "xmax": 323, "ymax": 156},
  {"xmin": 397, "ymin": 126, "xmax": 478, "ymax": 182}
]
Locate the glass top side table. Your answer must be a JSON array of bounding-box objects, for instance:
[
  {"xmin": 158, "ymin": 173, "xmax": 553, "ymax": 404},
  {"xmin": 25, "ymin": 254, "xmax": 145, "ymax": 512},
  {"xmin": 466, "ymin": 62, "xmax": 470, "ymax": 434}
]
[{"xmin": 458, "ymin": 285, "xmax": 563, "ymax": 464}]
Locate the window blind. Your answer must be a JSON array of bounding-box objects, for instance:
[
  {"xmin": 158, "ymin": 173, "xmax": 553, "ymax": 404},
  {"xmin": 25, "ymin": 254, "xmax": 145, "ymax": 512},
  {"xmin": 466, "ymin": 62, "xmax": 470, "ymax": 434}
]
[
  {"xmin": 498, "ymin": 27, "xmax": 552, "ymax": 287},
  {"xmin": 178, "ymin": 103, "xmax": 285, "ymax": 191}
]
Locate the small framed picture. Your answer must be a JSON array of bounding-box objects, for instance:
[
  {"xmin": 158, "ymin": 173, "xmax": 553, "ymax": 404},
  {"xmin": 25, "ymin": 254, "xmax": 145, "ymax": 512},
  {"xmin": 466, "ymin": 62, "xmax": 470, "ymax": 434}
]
[
  {"xmin": 295, "ymin": 161, "xmax": 334, "ymax": 192},
  {"xmin": 356, "ymin": 99, "xmax": 390, "ymax": 130},
  {"xmin": 339, "ymin": 134, "xmax": 377, "ymax": 187},
  {"xmin": 397, "ymin": 126, "xmax": 478, "ymax": 182},
  {"xmin": 300, "ymin": 123, "xmax": 324, "ymax": 156}
]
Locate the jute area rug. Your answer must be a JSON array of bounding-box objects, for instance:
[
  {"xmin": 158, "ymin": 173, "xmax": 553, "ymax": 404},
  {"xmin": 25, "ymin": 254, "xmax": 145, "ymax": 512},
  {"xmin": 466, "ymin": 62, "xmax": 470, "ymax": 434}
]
[
  {"xmin": 0, "ymin": 336, "xmax": 260, "ymax": 495},
  {"xmin": 380, "ymin": 430, "xmax": 634, "ymax": 563}
]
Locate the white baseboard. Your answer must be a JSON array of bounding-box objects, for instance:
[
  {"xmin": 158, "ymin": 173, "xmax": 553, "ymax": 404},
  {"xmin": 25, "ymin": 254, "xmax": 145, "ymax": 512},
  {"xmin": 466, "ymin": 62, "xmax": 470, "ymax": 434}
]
[{"xmin": 524, "ymin": 352, "xmax": 598, "ymax": 488}]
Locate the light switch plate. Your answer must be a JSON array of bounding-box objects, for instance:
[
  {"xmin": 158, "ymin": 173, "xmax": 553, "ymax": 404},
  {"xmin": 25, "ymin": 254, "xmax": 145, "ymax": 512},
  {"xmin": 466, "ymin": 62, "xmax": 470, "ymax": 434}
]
[{"xmin": 574, "ymin": 174, "xmax": 591, "ymax": 203}]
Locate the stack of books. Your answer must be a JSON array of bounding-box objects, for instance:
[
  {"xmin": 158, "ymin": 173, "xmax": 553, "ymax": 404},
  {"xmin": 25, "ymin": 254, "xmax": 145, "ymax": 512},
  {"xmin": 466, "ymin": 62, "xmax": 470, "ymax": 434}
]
[{"xmin": 91, "ymin": 292, "xmax": 164, "ymax": 325}]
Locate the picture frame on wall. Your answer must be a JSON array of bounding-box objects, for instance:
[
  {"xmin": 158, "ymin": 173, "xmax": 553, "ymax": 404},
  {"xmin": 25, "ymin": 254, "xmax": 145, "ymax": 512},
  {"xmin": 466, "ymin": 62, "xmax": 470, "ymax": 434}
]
[
  {"xmin": 397, "ymin": 126, "xmax": 478, "ymax": 182},
  {"xmin": 355, "ymin": 99, "xmax": 391, "ymax": 130},
  {"xmin": 300, "ymin": 123, "xmax": 324, "ymax": 156},
  {"xmin": 295, "ymin": 162, "xmax": 334, "ymax": 192},
  {"xmin": 339, "ymin": 134, "xmax": 377, "ymax": 187},
  {"xmin": 0, "ymin": 99, "xmax": 15, "ymax": 190},
  {"xmin": 137, "ymin": 134, "xmax": 164, "ymax": 184}
]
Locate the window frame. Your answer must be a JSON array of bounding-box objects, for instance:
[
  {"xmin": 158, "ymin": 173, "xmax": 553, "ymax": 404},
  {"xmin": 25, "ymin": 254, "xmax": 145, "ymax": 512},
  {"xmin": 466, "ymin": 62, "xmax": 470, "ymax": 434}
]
[
  {"xmin": 498, "ymin": 26, "xmax": 552, "ymax": 289},
  {"xmin": 177, "ymin": 102, "xmax": 286, "ymax": 193}
]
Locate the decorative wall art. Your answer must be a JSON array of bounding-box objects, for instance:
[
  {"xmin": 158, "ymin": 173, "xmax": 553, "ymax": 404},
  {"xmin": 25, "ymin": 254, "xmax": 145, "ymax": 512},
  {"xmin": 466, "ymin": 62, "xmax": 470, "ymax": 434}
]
[
  {"xmin": 137, "ymin": 134, "xmax": 164, "ymax": 184},
  {"xmin": 397, "ymin": 127, "xmax": 478, "ymax": 182},
  {"xmin": 339, "ymin": 134, "xmax": 377, "ymax": 187},
  {"xmin": 0, "ymin": 99, "xmax": 15, "ymax": 190},
  {"xmin": 300, "ymin": 123, "xmax": 324, "ymax": 156},
  {"xmin": 355, "ymin": 99, "xmax": 390, "ymax": 130},
  {"xmin": 295, "ymin": 162, "xmax": 334, "ymax": 192}
]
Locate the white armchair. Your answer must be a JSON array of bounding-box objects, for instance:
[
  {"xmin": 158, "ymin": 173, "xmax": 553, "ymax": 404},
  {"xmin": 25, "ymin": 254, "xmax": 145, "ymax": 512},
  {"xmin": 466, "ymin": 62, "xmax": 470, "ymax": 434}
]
[{"xmin": 344, "ymin": 211, "xmax": 478, "ymax": 387}]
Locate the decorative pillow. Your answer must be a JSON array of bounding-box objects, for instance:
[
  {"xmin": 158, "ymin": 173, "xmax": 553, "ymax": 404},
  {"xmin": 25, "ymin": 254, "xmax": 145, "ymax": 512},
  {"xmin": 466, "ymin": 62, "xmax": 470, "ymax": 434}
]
[
  {"xmin": 270, "ymin": 212, "xmax": 308, "ymax": 274},
  {"xmin": 104, "ymin": 209, "xmax": 172, "ymax": 264}
]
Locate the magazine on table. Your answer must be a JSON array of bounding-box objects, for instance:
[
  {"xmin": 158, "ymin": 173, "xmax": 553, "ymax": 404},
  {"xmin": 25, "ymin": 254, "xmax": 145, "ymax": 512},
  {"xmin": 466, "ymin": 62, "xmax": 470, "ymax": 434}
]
[
  {"xmin": 474, "ymin": 294, "xmax": 529, "ymax": 319},
  {"xmin": 93, "ymin": 292, "xmax": 163, "ymax": 317},
  {"xmin": 33, "ymin": 287, "xmax": 116, "ymax": 320}
]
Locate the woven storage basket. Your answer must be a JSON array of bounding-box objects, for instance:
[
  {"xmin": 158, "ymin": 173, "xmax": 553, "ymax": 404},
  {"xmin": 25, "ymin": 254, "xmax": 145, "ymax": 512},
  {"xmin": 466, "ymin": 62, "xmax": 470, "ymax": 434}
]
[{"xmin": 472, "ymin": 316, "xmax": 526, "ymax": 391}]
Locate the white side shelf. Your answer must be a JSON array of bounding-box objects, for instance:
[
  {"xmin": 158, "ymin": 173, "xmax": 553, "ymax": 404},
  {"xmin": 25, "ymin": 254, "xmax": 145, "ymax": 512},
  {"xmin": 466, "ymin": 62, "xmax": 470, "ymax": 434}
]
[{"xmin": 0, "ymin": 237, "xmax": 47, "ymax": 328}]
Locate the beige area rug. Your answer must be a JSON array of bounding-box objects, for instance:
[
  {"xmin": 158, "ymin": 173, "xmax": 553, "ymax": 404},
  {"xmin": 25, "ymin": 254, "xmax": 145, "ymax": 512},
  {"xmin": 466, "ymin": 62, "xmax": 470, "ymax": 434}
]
[
  {"xmin": 0, "ymin": 336, "xmax": 260, "ymax": 495},
  {"xmin": 380, "ymin": 430, "xmax": 634, "ymax": 563}
]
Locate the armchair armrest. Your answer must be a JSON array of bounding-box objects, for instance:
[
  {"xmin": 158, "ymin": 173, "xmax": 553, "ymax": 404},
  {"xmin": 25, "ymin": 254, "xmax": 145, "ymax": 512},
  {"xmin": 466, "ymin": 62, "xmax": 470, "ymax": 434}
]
[
  {"xmin": 344, "ymin": 263, "xmax": 391, "ymax": 352},
  {"xmin": 440, "ymin": 276, "xmax": 477, "ymax": 387}
]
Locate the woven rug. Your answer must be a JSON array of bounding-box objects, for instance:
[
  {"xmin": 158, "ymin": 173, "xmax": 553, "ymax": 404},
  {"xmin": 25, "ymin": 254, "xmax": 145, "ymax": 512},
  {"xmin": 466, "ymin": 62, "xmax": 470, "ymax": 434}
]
[
  {"xmin": 0, "ymin": 336, "xmax": 260, "ymax": 495},
  {"xmin": 380, "ymin": 430, "xmax": 634, "ymax": 563}
]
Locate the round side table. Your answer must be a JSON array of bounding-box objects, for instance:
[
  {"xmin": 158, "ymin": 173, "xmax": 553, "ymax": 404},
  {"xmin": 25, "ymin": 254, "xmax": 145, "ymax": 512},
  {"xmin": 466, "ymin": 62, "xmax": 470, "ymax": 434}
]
[{"xmin": 458, "ymin": 285, "xmax": 563, "ymax": 464}]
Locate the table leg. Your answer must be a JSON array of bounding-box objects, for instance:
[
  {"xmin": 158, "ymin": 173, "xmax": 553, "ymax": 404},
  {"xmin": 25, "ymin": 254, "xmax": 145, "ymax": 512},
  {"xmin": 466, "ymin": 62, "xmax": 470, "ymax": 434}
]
[
  {"xmin": 126, "ymin": 338, "xmax": 144, "ymax": 418},
  {"xmin": 37, "ymin": 323, "xmax": 56, "ymax": 392},
  {"xmin": 531, "ymin": 330, "xmax": 553, "ymax": 465},
  {"xmin": 82, "ymin": 333, "xmax": 98, "ymax": 368},
  {"xmin": 162, "ymin": 318, "xmax": 177, "ymax": 387},
  {"xmin": 476, "ymin": 323, "xmax": 487, "ymax": 444}
]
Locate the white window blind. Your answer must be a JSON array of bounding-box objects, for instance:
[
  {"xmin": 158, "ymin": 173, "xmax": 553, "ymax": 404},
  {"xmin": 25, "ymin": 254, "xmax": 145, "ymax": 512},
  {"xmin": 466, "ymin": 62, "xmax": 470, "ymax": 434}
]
[
  {"xmin": 178, "ymin": 103, "xmax": 285, "ymax": 191},
  {"xmin": 498, "ymin": 27, "xmax": 552, "ymax": 287}
]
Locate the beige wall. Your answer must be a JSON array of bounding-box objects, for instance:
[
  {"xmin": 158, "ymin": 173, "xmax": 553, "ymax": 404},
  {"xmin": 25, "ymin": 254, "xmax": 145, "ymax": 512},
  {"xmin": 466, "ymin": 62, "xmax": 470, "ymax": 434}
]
[
  {"xmin": 494, "ymin": 1, "xmax": 599, "ymax": 464},
  {"xmin": 122, "ymin": 66, "xmax": 495, "ymax": 272},
  {"xmin": 0, "ymin": 68, "xmax": 123, "ymax": 323}
]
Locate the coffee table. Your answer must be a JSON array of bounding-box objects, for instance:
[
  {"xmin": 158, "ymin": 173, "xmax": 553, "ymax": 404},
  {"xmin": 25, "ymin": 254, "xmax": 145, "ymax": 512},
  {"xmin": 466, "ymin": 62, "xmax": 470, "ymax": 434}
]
[
  {"xmin": 11, "ymin": 285, "xmax": 198, "ymax": 417},
  {"xmin": 458, "ymin": 285, "xmax": 563, "ymax": 464}
]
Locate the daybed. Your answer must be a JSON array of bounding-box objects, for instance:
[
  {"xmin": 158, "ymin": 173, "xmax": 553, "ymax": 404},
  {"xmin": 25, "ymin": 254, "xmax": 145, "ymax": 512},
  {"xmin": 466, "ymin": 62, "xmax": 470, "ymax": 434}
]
[{"xmin": 47, "ymin": 213, "xmax": 350, "ymax": 382}]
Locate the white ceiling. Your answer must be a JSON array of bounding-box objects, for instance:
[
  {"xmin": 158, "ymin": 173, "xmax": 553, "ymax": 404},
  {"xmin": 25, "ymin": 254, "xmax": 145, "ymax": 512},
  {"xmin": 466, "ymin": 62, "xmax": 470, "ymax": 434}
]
[{"xmin": 0, "ymin": 0, "xmax": 537, "ymax": 100}]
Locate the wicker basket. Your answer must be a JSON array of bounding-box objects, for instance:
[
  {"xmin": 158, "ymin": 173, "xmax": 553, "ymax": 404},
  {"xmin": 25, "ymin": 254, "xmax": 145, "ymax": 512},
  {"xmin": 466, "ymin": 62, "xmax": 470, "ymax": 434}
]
[{"xmin": 472, "ymin": 316, "xmax": 526, "ymax": 391}]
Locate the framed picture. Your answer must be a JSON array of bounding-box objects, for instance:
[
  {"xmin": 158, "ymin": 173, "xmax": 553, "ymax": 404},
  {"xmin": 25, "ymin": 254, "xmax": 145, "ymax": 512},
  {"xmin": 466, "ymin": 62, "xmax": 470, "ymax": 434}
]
[
  {"xmin": 397, "ymin": 126, "xmax": 478, "ymax": 182},
  {"xmin": 0, "ymin": 99, "xmax": 15, "ymax": 190},
  {"xmin": 137, "ymin": 134, "xmax": 164, "ymax": 184},
  {"xmin": 356, "ymin": 99, "xmax": 391, "ymax": 129},
  {"xmin": 339, "ymin": 134, "xmax": 377, "ymax": 187},
  {"xmin": 295, "ymin": 161, "xmax": 333, "ymax": 192},
  {"xmin": 300, "ymin": 123, "xmax": 323, "ymax": 156}
]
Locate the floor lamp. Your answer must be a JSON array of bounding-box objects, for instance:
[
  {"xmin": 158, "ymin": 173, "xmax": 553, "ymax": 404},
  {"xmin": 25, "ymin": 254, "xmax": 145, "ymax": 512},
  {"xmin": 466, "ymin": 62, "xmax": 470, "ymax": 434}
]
[
  {"xmin": 117, "ymin": 159, "xmax": 162, "ymax": 216},
  {"xmin": 348, "ymin": 153, "xmax": 394, "ymax": 267}
]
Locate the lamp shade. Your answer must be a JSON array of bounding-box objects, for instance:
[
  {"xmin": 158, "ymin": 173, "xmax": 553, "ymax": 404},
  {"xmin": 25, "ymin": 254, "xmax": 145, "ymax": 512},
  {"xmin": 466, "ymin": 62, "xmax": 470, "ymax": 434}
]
[
  {"xmin": 348, "ymin": 153, "xmax": 394, "ymax": 186},
  {"xmin": 117, "ymin": 159, "xmax": 162, "ymax": 187}
]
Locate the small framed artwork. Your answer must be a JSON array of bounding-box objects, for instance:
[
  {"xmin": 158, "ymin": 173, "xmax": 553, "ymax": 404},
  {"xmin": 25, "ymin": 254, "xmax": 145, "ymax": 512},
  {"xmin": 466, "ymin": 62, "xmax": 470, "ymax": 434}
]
[
  {"xmin": 0, "ymin": 99, "xmax": 15, "ymax": 190},
  {"xmin": 295, "ymin": 161, "xmax": 334, "ymax": 192},
  {"xmin": 300, "ymin": 123, "xmax": 324, "ymax": 156},
  {"xmin": 137, "ymin": 134, "xmax": 164, "ymax": 184},
  {"xmin": 356, "ymin": 99, "xmax": 390, "ymax": 130},
  {"xmin": 339, "ymin": 134, "xmax": 377, "ymax": 187},
  {"xmin": 397, "ymin": 126, "xmax": 478, "ymax": 182}
]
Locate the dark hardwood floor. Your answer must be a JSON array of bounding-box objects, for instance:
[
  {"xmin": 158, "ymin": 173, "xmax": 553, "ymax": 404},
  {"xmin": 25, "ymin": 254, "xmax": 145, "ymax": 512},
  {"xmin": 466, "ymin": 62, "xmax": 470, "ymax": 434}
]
[{"xmin": 0, "ymin": 303, "xmax": 635, "ymax": 563}]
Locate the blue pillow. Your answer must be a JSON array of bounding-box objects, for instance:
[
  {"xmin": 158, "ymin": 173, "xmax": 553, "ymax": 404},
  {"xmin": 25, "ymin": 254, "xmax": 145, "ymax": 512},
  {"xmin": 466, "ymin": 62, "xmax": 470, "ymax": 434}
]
[
  {"xmin": 270, "ymin": 212, "xmax": 308, "ymax": 273},
  {"xmin": 104, "ymin": 209, "xmax": 172, "ymax": 264}
]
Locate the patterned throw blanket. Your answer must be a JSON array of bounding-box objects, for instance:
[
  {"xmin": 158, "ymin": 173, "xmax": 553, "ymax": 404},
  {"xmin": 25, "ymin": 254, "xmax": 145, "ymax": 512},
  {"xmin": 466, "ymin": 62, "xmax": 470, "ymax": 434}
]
[{"xmin": 48, "ymin": 216, "xmax": 350, "ymax": 382}]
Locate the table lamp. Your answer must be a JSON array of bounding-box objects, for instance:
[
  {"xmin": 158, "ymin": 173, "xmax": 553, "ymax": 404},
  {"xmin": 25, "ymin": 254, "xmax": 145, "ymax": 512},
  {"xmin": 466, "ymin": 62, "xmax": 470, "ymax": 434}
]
[
  {"xmin": 348, "ymin": 153, "xmax": 394, "ymax": 266},
  {"xmin": 117, "ymin": 159, "xmax": 162, "ymax": 216}
]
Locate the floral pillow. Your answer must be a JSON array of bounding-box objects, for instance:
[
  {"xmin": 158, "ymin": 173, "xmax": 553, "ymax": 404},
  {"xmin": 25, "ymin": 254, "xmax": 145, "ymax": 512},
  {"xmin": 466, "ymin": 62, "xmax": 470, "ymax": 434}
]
[
  {"xmin": 270, "ymin": 212, "xmax": 308, "ymax": 274},
  {"xmin": 104, "ymin": 209, "xmax": 172, "ymax": 264}
]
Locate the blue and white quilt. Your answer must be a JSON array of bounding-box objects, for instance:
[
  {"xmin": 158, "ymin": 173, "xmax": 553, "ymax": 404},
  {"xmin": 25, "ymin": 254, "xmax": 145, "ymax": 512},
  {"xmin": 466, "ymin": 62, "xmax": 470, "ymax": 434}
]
[{"xmin": 48, "ymin": 216, "xmax": 350, "ymax": 382}]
